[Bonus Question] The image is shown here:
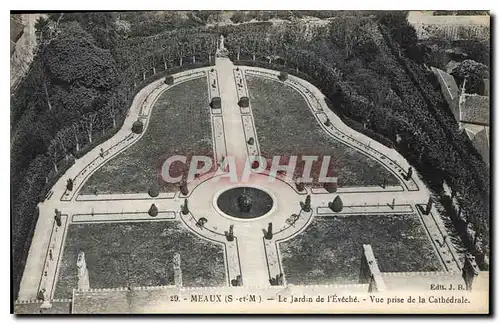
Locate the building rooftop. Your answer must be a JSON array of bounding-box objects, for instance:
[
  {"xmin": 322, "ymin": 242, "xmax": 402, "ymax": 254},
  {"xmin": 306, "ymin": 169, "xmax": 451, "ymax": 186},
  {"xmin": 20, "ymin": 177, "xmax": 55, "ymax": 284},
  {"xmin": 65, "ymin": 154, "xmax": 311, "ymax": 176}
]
[{"xmin": 463, "ymin": 124, "xmax": 490, "ymax": 165}]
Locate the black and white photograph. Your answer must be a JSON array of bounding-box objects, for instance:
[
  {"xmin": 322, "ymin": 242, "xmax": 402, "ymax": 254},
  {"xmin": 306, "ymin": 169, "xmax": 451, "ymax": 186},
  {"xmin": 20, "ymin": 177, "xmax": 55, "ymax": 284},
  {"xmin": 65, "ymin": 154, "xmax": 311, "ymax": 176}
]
[{"xmin": 9, "ymin": 8, "xmax": 491, "ymax": 314}]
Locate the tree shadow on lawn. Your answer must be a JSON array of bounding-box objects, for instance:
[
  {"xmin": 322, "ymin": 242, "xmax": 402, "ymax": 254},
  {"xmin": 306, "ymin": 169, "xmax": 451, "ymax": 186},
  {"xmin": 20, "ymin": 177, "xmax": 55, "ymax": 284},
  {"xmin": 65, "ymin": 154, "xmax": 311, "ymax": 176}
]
[{"xmin": 54, "ymin": 221, "xmax": 226, "ymax": 299}]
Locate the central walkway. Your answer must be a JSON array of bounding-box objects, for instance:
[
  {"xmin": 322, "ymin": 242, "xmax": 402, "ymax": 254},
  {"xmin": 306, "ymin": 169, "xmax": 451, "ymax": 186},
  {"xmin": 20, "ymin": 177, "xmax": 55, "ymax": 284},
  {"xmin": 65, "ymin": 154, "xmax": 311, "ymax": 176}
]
[
  {"xmin": 216, "ymin": 57, "xmax": 248, "ymax": 166},
  {"xmin": 213, "ymin": 56, "xmax": 274, "ymax": 287}
]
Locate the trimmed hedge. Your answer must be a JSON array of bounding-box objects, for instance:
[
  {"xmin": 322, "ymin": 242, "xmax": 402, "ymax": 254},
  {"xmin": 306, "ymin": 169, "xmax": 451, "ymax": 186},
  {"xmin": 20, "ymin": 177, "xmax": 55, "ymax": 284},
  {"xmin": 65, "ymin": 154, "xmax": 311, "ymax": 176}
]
[
  {"xmin": 148, "ymin": 187, "xmax": 160, "ymax": 198},
  {"xmin": 148, "ymin": 204, "xmax": 159, "ymax": 217},
  {"xmin": 164, "ymin": 75, "xmax": 174, "ymax": 85},
  {"xmin": 211, "ymin": 97, "xmax": 221, "ymax": 109},
  {"xmin": 238, "ymin": 97, "xmax": 249, "ymax": 108},
  {"xmin": 279, "ymin": 71, "xmax": 289, "ymax": 81},
  {"xmin": 328, "ymin": 196, "xmax": 344, "ymax": 212}
]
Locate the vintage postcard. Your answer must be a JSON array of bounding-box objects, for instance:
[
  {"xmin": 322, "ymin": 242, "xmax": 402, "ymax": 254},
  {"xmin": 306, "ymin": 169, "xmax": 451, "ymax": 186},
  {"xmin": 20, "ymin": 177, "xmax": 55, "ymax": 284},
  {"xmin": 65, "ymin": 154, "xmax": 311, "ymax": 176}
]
[{"xmin": 10, "ymin": 10, "xmax": 490, "ymax": 314}]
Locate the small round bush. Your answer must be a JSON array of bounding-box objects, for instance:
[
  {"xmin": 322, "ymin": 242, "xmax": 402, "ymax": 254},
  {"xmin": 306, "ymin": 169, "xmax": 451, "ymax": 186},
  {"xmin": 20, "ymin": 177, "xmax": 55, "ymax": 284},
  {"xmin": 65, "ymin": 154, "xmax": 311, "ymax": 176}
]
[
  {"xmin": 132, "ymin": 120, "xmax": 144, "ymax": 134},
  {"xmin": 238, "ymin": 97, "xmax": 249, "ymax": 108},
  {"xmin": 278, "ymin": 71, "xmax": 289, "ymax": 81},
  {"xmin": 148, "ymin": 187, "xmax": 160, "ymax": 197},
  {"xmin": 324, "ymin": 181, "xmax": 337, "ymax": 193},
  {"xmin": 211, "ymin": 97, "xmax": 221, "ymax": 109},
  {"xmin": 164, "ymin": 75, "xmax": 174, "ymax": 85}
]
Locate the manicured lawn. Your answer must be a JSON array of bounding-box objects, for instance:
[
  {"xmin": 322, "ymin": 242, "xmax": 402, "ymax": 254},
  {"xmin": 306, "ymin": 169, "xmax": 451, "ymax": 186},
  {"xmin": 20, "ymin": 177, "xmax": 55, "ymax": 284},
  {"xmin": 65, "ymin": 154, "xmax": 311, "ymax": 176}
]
[
  {"xmin": 279, "ymin": 215, "xmax": 442, "ymax": 285},
  {"xmin": 54, "ymin": 221, "xmax": 226, "ymax": 299},
  {"xmin": 246, "ymin": 76, "xmax": 399, "ymax": 188},
  {"xmin": 80, "ymin": 76, "xmax": 212, "ymax": 194}
]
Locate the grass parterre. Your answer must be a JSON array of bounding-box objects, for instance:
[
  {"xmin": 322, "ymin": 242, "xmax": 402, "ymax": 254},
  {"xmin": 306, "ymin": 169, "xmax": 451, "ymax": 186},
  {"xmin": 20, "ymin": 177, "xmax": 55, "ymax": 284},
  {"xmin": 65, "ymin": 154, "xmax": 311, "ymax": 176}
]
[
  {"xmin": 247, "ymin": 75, "xmax": 400, "ymax": 188},
  {"xmin": 80, "ymin": 77, "xmax": 213, "ymax": 195}
]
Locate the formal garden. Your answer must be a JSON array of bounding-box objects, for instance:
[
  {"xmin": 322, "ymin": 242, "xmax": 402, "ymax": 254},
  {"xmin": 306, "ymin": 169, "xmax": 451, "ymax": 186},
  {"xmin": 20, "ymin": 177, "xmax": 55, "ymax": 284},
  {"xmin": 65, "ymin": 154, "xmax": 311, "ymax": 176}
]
[
  {"xmin": 246, "ymin": 75, "xmax": 400, "ymax": 188},
  {"xmin": 80, "ymin": 77, "xmax": 213, "ymax": 195},
  {"xmin": 279, "ymin": 214, "xmax": 443, "ymax": 285},
  {"xmin": 54, "ymin": 221, "xmax": 226, "ymax": 299}
]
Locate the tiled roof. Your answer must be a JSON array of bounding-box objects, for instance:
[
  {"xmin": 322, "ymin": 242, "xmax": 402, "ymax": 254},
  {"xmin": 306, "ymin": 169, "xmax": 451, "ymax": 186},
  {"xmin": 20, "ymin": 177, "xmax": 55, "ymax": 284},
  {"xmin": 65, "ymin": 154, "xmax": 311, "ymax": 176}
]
[
  {"xmin": 460, "ymin": 94, "xmax": 490, "ymax": 125},
  {"xmin": 473, "ymin": 130, "xmax": 489, "ymax": 165}
]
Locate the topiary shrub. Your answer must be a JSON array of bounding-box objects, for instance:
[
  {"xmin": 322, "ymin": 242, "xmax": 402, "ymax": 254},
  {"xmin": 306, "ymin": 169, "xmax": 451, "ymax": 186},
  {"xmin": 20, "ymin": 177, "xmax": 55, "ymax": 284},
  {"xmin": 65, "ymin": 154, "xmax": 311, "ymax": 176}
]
[
  {"xmin": 180, "ymin": 181, "xmax": 189, "ymax": 196},
  {"xmin": 225, "ymin": 225, "xmax": 235, "ymax": 242},
  {"xmin": 278, "ymin": 71, "xmax": 289, "ymax": 81},
  {"xmin": 328, "ymin": 195, "xmax": 343, "ymax": 213},
  {"xmin": 66, "ymin": 178, "xmax": 74, "ymax": 191},
  {"xmin": 300, "ymin": 195, "xmax": 311, "ymax": 212},
  {"xmin": 238, "ymin": 97, "xmax": 249, "ymax": 108},
  {"xmin": 251, "ymin": 160, "xmax": 260, "ymax": 169},
  {"xmin": 210, "ymin": 97, "xmax": 221, "ymax": 109},
  {"xmin": 405, "ymin": 167, "xmax": 413, "ymax": 180},
  {"xmin": 132, "ymin": 120, "xmax": 144, "ymax": 134},
  {"xmin": 196, "ymin": 217, "xmax": 207, "ymax": 229},
  {"xmin": 231, "ymin": 274, "xmax": 242, "ymax": 286},
  {"xmin": 164, "ymin": 75, "xmax": 174, "ymax": 85},
  {"xmin": 295, "ymin": 182, "xmax": 305, "ymax": 192},
  {"xmin": 181, "ymin": 199, "xmax": 189, "ymax": 215},
  {"xmin": 148, "ymin": 187, "xmax": 160, "ymax": 197},
  {"xmin": 54, "ymin": 212, "xmax": 62, "ymax": 227},
  {"xmin": 148, "ymin": 204, "xmax": 158, "ymax": 217},
  {"xmin": 425, "ymin": 197, "xmax": 433, "ymax": 215},
  {"xmin": 263, "ymin": 222, "xmax": 273, "ymax": 240}
]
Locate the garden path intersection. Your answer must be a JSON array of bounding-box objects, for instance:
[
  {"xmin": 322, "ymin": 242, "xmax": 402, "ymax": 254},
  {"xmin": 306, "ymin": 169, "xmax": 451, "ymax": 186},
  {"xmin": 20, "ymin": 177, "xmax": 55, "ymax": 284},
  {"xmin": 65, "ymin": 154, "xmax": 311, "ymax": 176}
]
[{"xmin": 17, "ymin": 56, "xmax": 462, "ymax": 303}]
